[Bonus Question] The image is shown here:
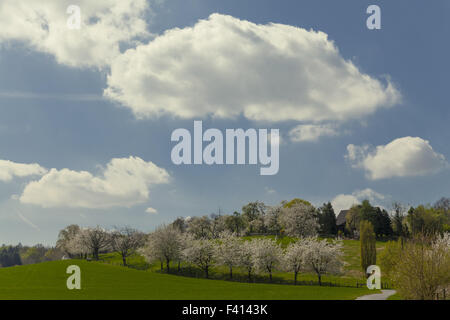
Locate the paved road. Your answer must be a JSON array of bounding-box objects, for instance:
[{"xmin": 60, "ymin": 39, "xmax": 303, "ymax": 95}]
[{"xmin": 356, "ymin": 290, "xmax": 397, "ymax": 300}]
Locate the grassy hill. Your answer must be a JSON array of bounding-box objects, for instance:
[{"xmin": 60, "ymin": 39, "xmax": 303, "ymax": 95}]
[{"xmin": 0, "ymin": 260, "xmax": 376, "ymax": 300}]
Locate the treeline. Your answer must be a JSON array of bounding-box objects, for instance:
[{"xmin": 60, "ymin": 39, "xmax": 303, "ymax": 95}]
[
  {"xmin": 171, "ymin": 196, "xmax": 450, "ymax": 241},
  {"xmin": 0, "ymin": 244, "xmax": 64, "ymax": 268}
]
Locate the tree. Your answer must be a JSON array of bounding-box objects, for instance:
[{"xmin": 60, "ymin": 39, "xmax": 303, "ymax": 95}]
[
  {"xmin": 66, "ymin": 230, "xmax": 90, "ymax": 259},
  {"xmin": 391, "ymin": 202, "xmax": 408, "ymax": 246},
  {"xmin": 433, "ymin": 197, "xmax": 450, "ymax": 212},
  {"xmin": 282, "ymin": 198, "xmax": 312, "ymax": 208},
  {"xmin": 302, "ymin": 237, "xmax": 343, "ymax": 286},
  {"xmin": 242, "ymin": 201, "xmax": 266, "ymax": 234},
  {"xmin": 407, "ymin": 205, "xmax": 444, "ymax": 236},
  {"xmin": 237, "ymin": 240, "xmax": 255, "ymax": 282},
  {"xmin": 79, "ymin": 227, "xmax": 112, "ymax": 260},
  {"xmin": 210, "ymin": 214, "xmax": 227, "ymax": 239},
  {"xmin": 391, "ymin": 233, "xmax": 450, "ymax": 300},
  {"xmin": 56, "ymin": 224, "xmax": 81, "ymax": 257},
  {"xmin": 264, "ymin": 206, "xmax": 282, "ymax": 235},
  {"xmin": 345, "ymin": 205, "xmax": 361, "ymax": 238},
  {"xmin": 186, "ymin": 216, "xmax": 212, "ymax": 239},
  {"xmin": 183, "ymin": 238, "xmax": 215, "ymax": 278},
  {"xmin": 379, "ymin": 239, "xmax": 402, "ymax": 278},
  {"xmin": 142, "ymin": 225, "xmax": 183, "ymax": 272},
  {"xmin": 346, "ymin": 200, "xmax": 392, "ymax": 238},
  {"xmin": 251, "ymin": 238, "xmax": 282, "ymax": 282},
  {"xmin": 318, "ymin": 202, "xmax": 337, "ymax": 236},
  {"xmin": 0, "ymin": 245, "xmax": 22, "ymax": 267},
  {"xmin": 215, "ymin": 232, "xmax": 241, "ymax": 279},
  {"xmin": 21, "ymin": 244, "xmax": 48, "ymax": 265},
  {"xmin": 360, "ymin": 220, "xmax": 376, "ymax": 275},
  {"xmin": 283, "ymin": 240, "xmax": 307, "ymax": 284},
  {"xmin": 224, "ymin": 212, "xmax": 245, "ymax": 235},
  {"xmin": 171, "ymin": 217, "xmax": 188, "ymax": 233},
  {"xmin": 44, "ymin": 247, "xmax": 64, "ymax": 261},
  {"xmin": 111, "ymin": 227, "xmax": 145, "ymax": 266},
  {"xmin": 280, "ymin": 203, "xmax": 319, "ymax": 238}
]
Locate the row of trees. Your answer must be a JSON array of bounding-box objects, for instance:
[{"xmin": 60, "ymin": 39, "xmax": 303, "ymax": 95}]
[
  {"xmin": 345, "ymin": 197, "xmax": 450, "ymax": 240},
  {"xmin": 170, "ymin": 198, "xmax": 337, "ymax": 240},
  {"xmin": 56, "ymin": 225, "xmax": 146, "ymax": 266},
  {"xmin": 141, "ymin": 227, "xmax": 343, "ymax": 285}
]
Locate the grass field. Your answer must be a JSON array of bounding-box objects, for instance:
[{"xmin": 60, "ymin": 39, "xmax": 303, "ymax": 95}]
[
  {"xmin": 100, "ymin": 238, "xmax": 391, "ymax": 288},
  {"xmin": 0, "ymin": 260, "xmax": 377, "ymax": 300}
]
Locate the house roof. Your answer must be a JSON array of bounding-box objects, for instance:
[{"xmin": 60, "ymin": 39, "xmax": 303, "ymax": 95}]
[{"xmin": 336, "ymin": 210, "xmax": 349, "ymax": 226}]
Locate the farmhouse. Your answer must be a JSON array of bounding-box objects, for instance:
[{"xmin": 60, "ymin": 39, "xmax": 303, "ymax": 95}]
[{"xmin": 336, "ymin": 210, "xmax": 349, "ymax": 233}]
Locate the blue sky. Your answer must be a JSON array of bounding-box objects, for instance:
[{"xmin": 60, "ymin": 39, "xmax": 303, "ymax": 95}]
[{"xmin": 0, "ymin": 0, "xmax": 449, "ymax": 245}]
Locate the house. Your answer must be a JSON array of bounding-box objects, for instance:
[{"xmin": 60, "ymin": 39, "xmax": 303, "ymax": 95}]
[{"xmin": 336, "ymin": 209, "xmax": 349, "ymax": 234}]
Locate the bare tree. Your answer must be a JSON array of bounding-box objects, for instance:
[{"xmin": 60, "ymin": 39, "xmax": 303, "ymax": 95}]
[
  {"xmin": 80, "ymin": 226, "xmax": 112, "ymax": 260},
  {"xmin": 111, "ymin": 227, "xmax": 146, "ymax": 266}
]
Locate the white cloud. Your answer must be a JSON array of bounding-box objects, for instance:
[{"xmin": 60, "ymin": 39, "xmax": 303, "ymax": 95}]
[
  {"xmin": 105, "ymin": 13, "xmax": 400, "ymax": 121},
  {"xmin": 0, "ymin": 159, "xmax": 47, "ymax": 182},
  {"xmin": 331, "ymin": 188, "xmax": 386, "ymax": 214},
  {"xmin": 20, "ymin": 156, "xmax": 170, "ymax": 209},
  {"xmin": 0, "ymin": 0, "xmax": 151, "ymax": 68},
  {"xmin": 289, "ymin": 124, "xmax": 339, "ymax": 142},
  {"xmin": 346, "ymin": 137, "xmax": 448, "ymax": 180},
  {"xmin": 145, "ymin": 207, "xmax": 158, "ymax": 214}
]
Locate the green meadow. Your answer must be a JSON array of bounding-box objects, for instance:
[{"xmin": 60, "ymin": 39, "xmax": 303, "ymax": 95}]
[{"xmin": 0, "ymin": 259, "xmax": 377, "ymax": 300}]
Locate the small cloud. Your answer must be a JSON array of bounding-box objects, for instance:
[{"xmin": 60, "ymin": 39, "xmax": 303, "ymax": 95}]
[
  {"xmin": 331, "ymin": 188, "xmax": 387, "ymax": 214},
  {"xmin": 145, "ymin": 207, "xmax": 158, "ymax": 214},
  {"xmin": 346, "ymin": 137, "xmax": 448, "ymax": 180},
  {"xmin": 289, "ymin": 124, "xmax": 339, "ymax": 143}
]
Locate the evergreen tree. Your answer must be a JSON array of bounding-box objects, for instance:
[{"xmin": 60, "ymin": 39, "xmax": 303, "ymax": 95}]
[
  {"xmin": 318, "ymin": 202, "xmax": 337, "ymax": 236},
  {"xmin": 360, "ymin": 221, "xmax": 376, "ymax": 275}
]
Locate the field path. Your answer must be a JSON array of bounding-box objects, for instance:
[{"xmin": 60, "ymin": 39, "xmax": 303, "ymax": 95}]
[{"xmin": 356, "ymin": 290, "xmax": 396, "ymax": 300}]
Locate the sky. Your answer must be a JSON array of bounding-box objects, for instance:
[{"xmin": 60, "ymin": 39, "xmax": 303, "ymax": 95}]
[{"xmin": 0, "ymin": 0, "xmax": 449, "ymax": 245}]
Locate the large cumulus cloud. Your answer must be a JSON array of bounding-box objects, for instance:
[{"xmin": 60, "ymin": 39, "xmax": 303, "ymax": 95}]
[{"xmin": 105, "ymin": 14, "xmax": 400, "ymax": 121}]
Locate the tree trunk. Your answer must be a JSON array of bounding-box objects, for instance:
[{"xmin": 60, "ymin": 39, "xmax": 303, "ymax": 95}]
[
  {"xmin": 248, "ymin": 270, "xmax": 252, "ymax": 282},
  {"xmin": 318, "ymin": 274, "xmax": 322, "ymax": 286},
  {"xmin": 205, "ymin": 266, "xmax": 209, "ymax": 279},
  {"xmin": 178, "ymin": 261, "xmax": 181, "ymax": 272},
  {"xmin": 229, "ymin": 266, "xmax": 233, "ymax": 279},
  {"xmin": 94, "ymin": 249, "xmax": 99, "ymax": 260},
  {"xmin": 269, "ymin": 272, "xmax": 272, "ymax": 283},
  {"xmin": 160, "ymin": 261, "xmax": 163, "ymax": 271},
  {"xmin": 294, "ymin": 271, "xmax": 298, "ymax": 285},
  {"xmin": 166, "ymin": 259, "xmax": 170, "ymax": 272},
  {"xmin": 122, "ymin": 255, "xmax": 127, "ymax": 267}
]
